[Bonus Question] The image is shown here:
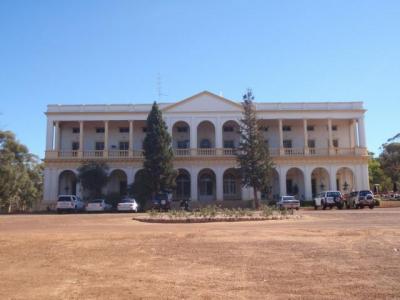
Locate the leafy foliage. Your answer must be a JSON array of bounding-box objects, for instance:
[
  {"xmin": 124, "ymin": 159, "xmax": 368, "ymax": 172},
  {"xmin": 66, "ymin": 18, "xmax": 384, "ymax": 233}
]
[
  {"xmin": 77, "ymin": 161, "xmax": 109, "ymax": 199},
  {"xmin": 368, "ymin": 153, "xmax": 392, "ymax": 192},
  {"xmin": 142, "ymin": 102, "xmax": 177, "ymax": 201},
  {"xmin": 236, "ymin": 89, "xmax": 274, "ymax": 209},
  {"xmin": 379, "ymin": 143, "xmax": 400, "ymax": 191},
  {"xmin": 128, "ymin": 169, "xmax": 153, "ymax": 210},
  {"xmin": 0, "ymin": 130, "xmax": 43, "ymax": 212}
]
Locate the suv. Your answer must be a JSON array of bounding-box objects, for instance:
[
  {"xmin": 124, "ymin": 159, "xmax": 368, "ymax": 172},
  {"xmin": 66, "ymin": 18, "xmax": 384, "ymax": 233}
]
[
  {"xmin": 153, "ymin": 192, "xmax": 172, "ymax": 212},
  {"xmin": 56, "ymin": 195, "xmax": 85, "ymax": 213},
  {"xmin": 314, "ymin": 191, "xmax": 344, "ymax": 210},
  {"xmin": 348, "ymin": 190, "xmax": 375, "ymax": 209}
]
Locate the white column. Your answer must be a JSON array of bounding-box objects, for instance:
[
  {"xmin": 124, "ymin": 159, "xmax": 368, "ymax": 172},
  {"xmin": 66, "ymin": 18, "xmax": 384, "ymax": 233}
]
[
  {"xmin": 278, "ymin": 119, "xmax": 283, "ymax": 155},
  {"xmin": 303, "ymin": 119, "xmax": 308, "ymax": 155},
  {"xmin": 329, "ymin": 166, "xmax": 337, "ymax": 191},
  {"xmin": 104, "ymin": 121, "xmax": 109, "ymax": 156},
  {"xmin": 43, "ymin": 168, "xmax": 52, "ymax": 202},
  {"xmin": 216, "ymin": 167, "xmax": 223, "ymax": 201},
  {"xmin": 304, "ymin": 167, "xmax": 312, "ymax": 200},
  {"xmin": 328, "ymin": 119, "xmax": 333, "ymax": 148},
  {"xmin": 190, "ymin": 119, "xmax": 197, "ymax": 155},
  {"xmin": 54, "ymin": 121, "xmax": 60, "ymax": 151},
  {"xmin": 358, "ymin": 117, "xmax": 366, "ymax": 148},
  {"xmin": 349, "ymin": 119, "xmax": 355, "ymax": 148},
  {"xmin": 46, "ymin": 119, "xmax": 54, "ymax": 150},
  {"xmin": 190, "ymin": 168, "xmax": 198, "ymax": 201},
  {"xmin": 216, "ymin": 119, "xmax": 223, "ymax": 149},
  {"xmin": 353, "ymin": 119, "xmax": 359, "ymax": 147},
  {"xmin": 279, "ymin": 167, "xmax": 287, "ymax": 196},
  {"xmin": 129, "ymin": 121, "xmax": 134, "ymax": 157},
  {"xmin": 79, "ymin": 121, "xmax": 84, "ymax": 157}
]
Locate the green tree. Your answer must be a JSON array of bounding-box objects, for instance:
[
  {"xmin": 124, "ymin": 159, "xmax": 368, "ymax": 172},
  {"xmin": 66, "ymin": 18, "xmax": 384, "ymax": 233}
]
[
  {"xmin": 77, "ymin": 161, "xmax": 109, "ymax": 199},
  {"xmin": 379, "ymin": 143, "xmax": 400, "ymax": 192},
  {"xmin": 236, "ymin": 89, "xmax": 274, "ymax": 209},
  {"xmin": 142, "ymin": 102, "xmax": 177, "ymax": 203},
  {"xmin": 128, "ymin": 169, "xmax": 153, "ymax": 210},
  {"xmin": 368, "ymin": 152, "xmax": 392, "ymax": 192},
  {"xmin": 0, "ymin": 130, "xmax": 43, "ymax": 212}
]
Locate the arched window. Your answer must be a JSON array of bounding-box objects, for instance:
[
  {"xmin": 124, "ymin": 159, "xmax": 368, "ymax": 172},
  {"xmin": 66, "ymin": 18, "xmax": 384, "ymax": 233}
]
[
  {"xmin": 200, "ymin": 139, "xmax": 211, "ymax": 149},
  {"xmin": 199, "ymin": 174, "xmax": 214, "ymax": 195},
  {"xmin": 223, "ymin": 174, "xmax": 237, "ymax": 195},
  {"xmin": 176, "ymin": 174, "xmax": 190, "ymax": 199}
]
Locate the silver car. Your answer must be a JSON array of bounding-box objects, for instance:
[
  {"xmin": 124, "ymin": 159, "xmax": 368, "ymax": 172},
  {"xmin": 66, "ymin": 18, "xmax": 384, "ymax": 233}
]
[{"xmin": 277, "ymin": 196, "xmax": 300, "ymax": 210}]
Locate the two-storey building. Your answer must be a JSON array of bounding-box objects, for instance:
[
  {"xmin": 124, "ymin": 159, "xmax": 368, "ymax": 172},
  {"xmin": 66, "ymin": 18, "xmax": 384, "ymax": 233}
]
[{"xmin": 42, "ymin": 91, "xmax": 369, "ymax": 208}]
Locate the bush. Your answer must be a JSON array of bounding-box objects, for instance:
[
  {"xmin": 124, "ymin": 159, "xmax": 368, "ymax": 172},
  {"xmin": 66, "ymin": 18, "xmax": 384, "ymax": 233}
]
[{"xmin": 105, "ymin": 192, "xmax": 122, "ymax": 208}]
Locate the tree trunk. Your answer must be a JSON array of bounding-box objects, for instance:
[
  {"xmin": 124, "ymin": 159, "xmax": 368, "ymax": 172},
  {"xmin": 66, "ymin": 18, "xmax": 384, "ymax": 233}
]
[{"xmin": 253, "ymin": 188, "xmax": 259, "ymax": 210}]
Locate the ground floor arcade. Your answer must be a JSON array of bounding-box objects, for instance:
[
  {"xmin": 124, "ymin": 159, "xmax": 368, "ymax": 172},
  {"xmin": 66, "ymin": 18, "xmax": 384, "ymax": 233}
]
[{"xmin": 43, "ymin": 158, "xmax": 369, "ymax": 207}]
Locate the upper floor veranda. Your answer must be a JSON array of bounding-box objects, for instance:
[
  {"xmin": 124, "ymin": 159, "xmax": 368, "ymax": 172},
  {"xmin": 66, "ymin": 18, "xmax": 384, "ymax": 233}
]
[{"xmin": 44, "ymin": 91, "xmax": 368, "ymax": 161}]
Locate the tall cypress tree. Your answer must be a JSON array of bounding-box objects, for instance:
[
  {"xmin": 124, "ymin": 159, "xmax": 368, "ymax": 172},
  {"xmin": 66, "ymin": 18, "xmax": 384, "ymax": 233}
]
[
  {"xmin": 142, "ymin": 102, "xmax": 177, "ymax": 200},
  {"xmin": 237, "ymin": 89, "xmax": 274, "ymax": 209}
]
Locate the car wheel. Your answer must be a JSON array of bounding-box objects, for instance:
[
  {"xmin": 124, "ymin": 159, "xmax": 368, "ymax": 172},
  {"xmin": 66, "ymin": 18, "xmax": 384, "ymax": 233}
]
[
  {"xmin": 296, "ymin": 207, "xmax": 299, "ymax": 210},
  {"xmin": 360, "ymin": 204, "xmax": 364, "ymax": 209},
  {"xmin": 322, "ymin": 203, "xmax": 326, "ymax": 210},
  {"xmin": 369, "ymin": 205, "xmax": 374, "ymax": 209},
  {"xmin": 314, "ymin": 205, "xmax": 318, "ymax": 210},
  {"xmin": 337, "ymin": 203, "xmax": 343, "ymax": 210}
]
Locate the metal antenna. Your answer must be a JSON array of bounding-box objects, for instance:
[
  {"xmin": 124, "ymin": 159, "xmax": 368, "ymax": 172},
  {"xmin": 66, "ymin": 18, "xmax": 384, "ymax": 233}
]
[{"xmin": 156, "ymin": 73, "xmax": 167, "ymax": 102}]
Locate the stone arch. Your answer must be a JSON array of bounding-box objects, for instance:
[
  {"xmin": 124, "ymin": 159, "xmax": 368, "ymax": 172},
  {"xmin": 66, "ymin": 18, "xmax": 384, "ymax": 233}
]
[
  {"xmin": 222, "ymin": 120, "xmax": 240, "ymax": 149},
  {"xmin": 286, "ymin": 167, "xmax": 305, "ymax": 200},
  {"xmin": 198, "ymin": 168, "xmax": 216, "ymax": 202},
  {"xmin": 58, "ymin": 170, "xmax": 78, "ymax": 195},
  {"xmin": 223, "ymin": 168, "xmax": 241, "ymax": 200},
  {"xmin": 197, "ymin": 121, "xmax": 215, "ymax": 148},
  {"xmin": 336, "ymin": 167, "xmax": 356, "ymax": 194},
  {"xmin": 172, "ymin": 121, "xmax": 190, "ymax": 150},
  {"xmin": 175, "ymin": 168, "xmax": 191, "ymax": 201},
  {"xmin": 311, "ymin": 167, "xmax": 331, "ymax": 197},
  {"xmin": 108, "ymin": 169, "xmax": 128, "ymax": 196}
]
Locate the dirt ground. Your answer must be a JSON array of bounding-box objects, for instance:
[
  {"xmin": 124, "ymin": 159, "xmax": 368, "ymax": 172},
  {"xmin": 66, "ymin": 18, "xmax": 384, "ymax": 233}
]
[{"xmin": 1, "ymin": 209, "xmax": 400, "ymax": 300}]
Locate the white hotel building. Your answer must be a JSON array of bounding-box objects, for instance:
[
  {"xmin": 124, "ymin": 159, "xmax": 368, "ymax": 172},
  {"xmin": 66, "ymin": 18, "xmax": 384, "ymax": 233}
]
[{"xmin": 43, "ymin": 91, "xmax": 369, "ymax": 208}]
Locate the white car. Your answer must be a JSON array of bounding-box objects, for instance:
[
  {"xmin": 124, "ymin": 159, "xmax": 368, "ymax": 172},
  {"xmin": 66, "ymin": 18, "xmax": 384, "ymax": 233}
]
[
  {"xmin": 85, "ymin": 199, "xmax": 112, "ymax": 212},
  {"xmin": 117, "ymin": 198, "xmax": 139, "ymax": 212},
  {"xmin": 277, "ymin": 196, "xmax": 300, "ymax": 210},
  {"xmin": 56, "ymin": 195, "xmax": 85, "ymax": 213}
]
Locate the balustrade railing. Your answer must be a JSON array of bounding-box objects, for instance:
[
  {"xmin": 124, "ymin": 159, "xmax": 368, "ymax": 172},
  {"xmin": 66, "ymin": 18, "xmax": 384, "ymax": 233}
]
[{"xmin": 46, "ymin": 147, "xmax": 367, "ymax": 159}]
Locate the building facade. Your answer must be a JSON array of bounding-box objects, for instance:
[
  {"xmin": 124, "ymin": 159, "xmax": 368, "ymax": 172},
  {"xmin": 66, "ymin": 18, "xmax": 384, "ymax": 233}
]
[{"xmin": 43, "ymin": 91, "xmax": 369, "ymax": 208}]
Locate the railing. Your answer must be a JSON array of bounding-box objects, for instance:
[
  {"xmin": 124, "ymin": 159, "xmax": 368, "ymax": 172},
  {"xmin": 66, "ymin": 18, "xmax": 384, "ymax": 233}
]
[
  {"xmin": 45, "ymin": 147, "xmax": 368, "ymax": 159},
  {"xmin": 109, "ymin": 150, "xmax": 129, "ymax": 158},
  {"xmin": 174, "ymin": 149, "xmax": 191, "ymax": 156},
  {"xmin": 196, "ymin": 148, "xmax": 217, "ymax": 156},
  {"xmin": 284, "ymin": 148, "xmax": 304, "ymax": 156}
]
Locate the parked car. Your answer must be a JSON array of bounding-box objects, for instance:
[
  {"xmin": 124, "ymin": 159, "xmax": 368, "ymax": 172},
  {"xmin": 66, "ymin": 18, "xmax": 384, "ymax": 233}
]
[
  {"xmin": 153, "ymin": 192, "xmax": 172, "ymax": 211},
  {"xmin": 314, "ymin": 191, "xmax": 344, "ymax": 210},
  {"xmin": 85, "ymin": 199, "xmax": 112, "ymax": 212},
  {"xmin": 348, "ymin": 190, "xmax": 375, "ymax": 209},
  {"xmin": 117, "ymin": 198, "xmax": 139, "ymax": 212},
  {"xmin": 56, "ymin": 195, "xmax": 85, "ymax": 213},
  {"xmin": 277, "ymin": 196, "xmax": 300, "ymax": 210}
]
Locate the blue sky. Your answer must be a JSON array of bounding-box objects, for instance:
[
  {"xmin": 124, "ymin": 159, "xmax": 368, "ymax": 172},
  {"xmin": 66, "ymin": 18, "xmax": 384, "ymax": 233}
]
[{"xmin": 0, "ymin": 0, "xmax": 399, "ymax": 158}]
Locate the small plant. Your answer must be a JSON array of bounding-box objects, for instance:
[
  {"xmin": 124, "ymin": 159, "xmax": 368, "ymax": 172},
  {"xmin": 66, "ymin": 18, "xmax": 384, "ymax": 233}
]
[
  {"xmin": 261, "ymin": 205, "xmax": 274, "ymax": 218},
  {"xmin": 148, "ymin": 209, "xmax": 159, "ymax": 217},
  {"xmin": 244, "ymin": 209, "xmax": 254, "ymax": 217}
]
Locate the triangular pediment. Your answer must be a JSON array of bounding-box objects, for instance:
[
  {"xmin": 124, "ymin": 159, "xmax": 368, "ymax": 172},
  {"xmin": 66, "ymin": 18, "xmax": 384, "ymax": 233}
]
[{"xmin": 163, "ymin": 91, "xmax": 242, "ymax": 112}]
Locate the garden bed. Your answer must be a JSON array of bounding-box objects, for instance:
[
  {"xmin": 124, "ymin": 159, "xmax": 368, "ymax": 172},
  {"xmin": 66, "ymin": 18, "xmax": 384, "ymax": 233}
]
[{"xmin": 133, "ymin": 206, "xmax": 302, "ymax": 223}]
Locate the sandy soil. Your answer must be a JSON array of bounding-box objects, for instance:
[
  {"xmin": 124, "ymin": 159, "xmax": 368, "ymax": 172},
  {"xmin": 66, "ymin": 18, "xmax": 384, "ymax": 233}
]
[{"xmin": 0, "ymin": 209, "xmax": 400, "ymax": 300}]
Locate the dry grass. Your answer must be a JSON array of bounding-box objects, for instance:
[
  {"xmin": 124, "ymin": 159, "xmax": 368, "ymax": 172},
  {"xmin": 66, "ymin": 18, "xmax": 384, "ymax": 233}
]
[{"xmin": 0, "ymin": 209, "xmax": 400, "ymax": 299}]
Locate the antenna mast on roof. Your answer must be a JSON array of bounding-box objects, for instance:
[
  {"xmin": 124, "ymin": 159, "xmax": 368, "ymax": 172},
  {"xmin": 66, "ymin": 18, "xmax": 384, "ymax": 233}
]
[{"xmin": 156, "ymin": 73, "xmax": 167, "ymax": 102}]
